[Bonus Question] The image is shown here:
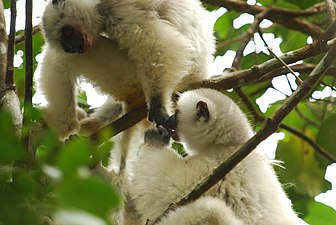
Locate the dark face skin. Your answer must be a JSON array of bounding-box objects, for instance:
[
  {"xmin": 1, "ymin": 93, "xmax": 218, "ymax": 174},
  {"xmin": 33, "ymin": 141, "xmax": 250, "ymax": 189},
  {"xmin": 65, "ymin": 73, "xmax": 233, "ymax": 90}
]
[
  {"xmin": 166, "ymin": 111, "xmax": 179, "ymax": 141},
  {"xmin": 60, "ymin": 25, "xmax": 87, "ymax": 53}
]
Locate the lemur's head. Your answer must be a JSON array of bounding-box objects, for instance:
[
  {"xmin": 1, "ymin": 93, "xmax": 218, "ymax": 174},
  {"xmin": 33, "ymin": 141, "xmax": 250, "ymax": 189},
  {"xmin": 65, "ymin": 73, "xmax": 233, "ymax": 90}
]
[
  {"xmin": 41, "ymin": 0, "xmax": 104, "ymax": 53},
  {"xmin": 167, "ymin": 88, "xmax": 252, "ymax": 152}
]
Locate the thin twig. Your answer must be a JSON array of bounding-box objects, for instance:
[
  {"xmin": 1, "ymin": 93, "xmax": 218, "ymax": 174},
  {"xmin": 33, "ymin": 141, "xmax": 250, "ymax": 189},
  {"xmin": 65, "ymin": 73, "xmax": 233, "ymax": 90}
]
[
  {"xmin": 216, "ymin": 35, "xmax": 245, "ymax": 52},
  {"xmin": 294, "ymin": 108, "xmax": 321, "ymax": 128},
  {"xmin": 232, "ymin": 10, "xmax": 269, "ymax": 68},
  {"xmin": 260, "ymin": 63, "xmax": 336, "ymax": 82},
  {"xmin": 257, "ymin": 28, "xmax": 303, "ymax": 84},
  {"xmin": 320, "ymin": 81, "xmax": 336, "ymax": 92},
  {"xmin": 280, "ymin": 124, "xmax": 336, "ymax": 163}
]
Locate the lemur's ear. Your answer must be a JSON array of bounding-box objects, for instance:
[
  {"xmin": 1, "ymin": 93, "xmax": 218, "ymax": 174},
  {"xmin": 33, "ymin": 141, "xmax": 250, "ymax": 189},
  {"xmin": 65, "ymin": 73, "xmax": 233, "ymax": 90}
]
[{"xmin": 196, "ymin": 101, "xmax": 209, "ymax": 122}]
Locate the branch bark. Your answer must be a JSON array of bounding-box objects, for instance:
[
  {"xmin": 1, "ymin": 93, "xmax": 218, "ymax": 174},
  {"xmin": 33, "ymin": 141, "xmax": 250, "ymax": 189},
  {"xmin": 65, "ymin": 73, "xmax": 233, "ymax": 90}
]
[
  {"xmin": 325, "ymin": 0, "xmax": 336, "ymax": 24},
  {"xmin": 21, "ymin": 0, "xmax": 35, "ymax": 165},
  {"xmin": 5, "ymin": 0, "xmax": 16, "ymax": 87},
  {"xmin": 0, "ymin": 0, "xmax": 22, "ymax": 137},
  {"xmin": 0, "ymin": 1, "xmax": 7, "ymax": 87}
]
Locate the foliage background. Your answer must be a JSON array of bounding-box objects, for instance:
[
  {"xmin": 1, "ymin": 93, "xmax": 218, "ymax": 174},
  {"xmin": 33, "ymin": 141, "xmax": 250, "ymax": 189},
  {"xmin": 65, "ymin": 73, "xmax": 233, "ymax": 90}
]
[{"xmin": 0, "ymin": 0, "xmax": 336, "ymax": 224}]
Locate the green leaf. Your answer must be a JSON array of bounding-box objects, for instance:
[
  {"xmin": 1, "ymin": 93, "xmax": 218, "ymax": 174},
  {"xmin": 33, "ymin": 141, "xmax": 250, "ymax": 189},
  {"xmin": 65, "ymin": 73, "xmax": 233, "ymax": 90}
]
[
  {"xmin": 3, "ymin": 0, "xmax": 10, "ymax": 9},
  {"xmin": 316, "ymin": 114, "xmax": 336, "ymax": 160},
  {"xmin": 303, "ymin": 201, "xmax": 336, "ymax": 225},
  {"xmin": 214, "ymin": 12, "xmax": 234, "ymax": 40},
  {"xmin": 172, "ymin": 142, "xmax": 187, "ymax": 157},
  {"xmin": 56, "ymin": 137, "xmax": 94, "ymax": 175},
  {"xmin": 279, "ymin": 30, "xmax": 308, "ymax": 53},
  {"xmin": 240, "ymin": 52, "xmax": 271, "ymax": 70},
  {"xmin": 276, "ymin": 131, "xmax": 330, "ymax": 197},
  {"xmin": 0, "ymin": 112, "xmax": 26, "ymax": 163},
  {"xmin": 57, "ymin": 175, "xmax": 120, "ymax": 218}
]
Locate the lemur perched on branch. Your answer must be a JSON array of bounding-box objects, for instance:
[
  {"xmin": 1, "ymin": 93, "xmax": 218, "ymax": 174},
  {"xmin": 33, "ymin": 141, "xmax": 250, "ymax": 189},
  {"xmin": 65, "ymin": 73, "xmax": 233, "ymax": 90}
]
[
  {"xmin": 127, "ymin": 88, "xmax": 306, "ymax": 225},
  {"xmin": 39, "ymin": 0, "xmax": 215, "ymax": 139}
]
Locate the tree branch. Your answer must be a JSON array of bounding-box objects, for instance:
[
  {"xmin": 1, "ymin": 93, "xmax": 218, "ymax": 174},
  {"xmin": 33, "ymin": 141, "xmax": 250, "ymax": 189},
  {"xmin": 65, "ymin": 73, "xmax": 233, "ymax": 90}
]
[
  {"xmin": 0, "ymin": 1, "xmax": 6, "ymax": 87},
  {"xmin": 325, "ymin": 0, "xmax": 336, "ymax": 24},
  {"xmin": 149, "ymin": 22, "xmax": 336, "ymax": 225},
  {"xmin": 5, "ymin": 0, "xmax": 17, "ymax": 88},
  {"xmin": 202, "ymin": 0, "xmax": 324, "ymax": 38},
  {"xmin": 279, "ymin": 124, "xmax": 336, "ymax": 163},
  {"xmin": 232, "ymin": 10, "xmax": 269, "ymax": 68},
  {"xmin": 89, "ymin": 105, "xmax": 147, "ymax": 144},
  {"xmin": 21, "ymin": 0, "xmax": 34, "ymax": 165},
  {"xmin": 0, "ymin": 0, "xmax": 22, "ymax": 137}
]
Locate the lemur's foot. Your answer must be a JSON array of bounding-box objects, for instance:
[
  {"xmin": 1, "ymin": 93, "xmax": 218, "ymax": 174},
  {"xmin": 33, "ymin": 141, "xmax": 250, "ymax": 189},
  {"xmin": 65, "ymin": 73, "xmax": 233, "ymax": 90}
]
[{"xmin": 144, "ymin": 126, "xmax": 171, "ymax": 147}]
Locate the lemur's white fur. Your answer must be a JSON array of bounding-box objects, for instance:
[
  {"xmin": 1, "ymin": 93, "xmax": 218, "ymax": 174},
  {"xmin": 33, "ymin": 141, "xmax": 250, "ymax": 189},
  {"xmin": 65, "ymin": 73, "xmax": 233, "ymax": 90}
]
[
  {"xmin": 39, "ymin": 0, "xmax": 214, "ymax": 138},
  {"xmin": 127, "ymin": 88, "xmax": 306, "ymax": 225},
  {"xmin": 158, "ymin": 197, "xmax": 244, "ymax": 225}
]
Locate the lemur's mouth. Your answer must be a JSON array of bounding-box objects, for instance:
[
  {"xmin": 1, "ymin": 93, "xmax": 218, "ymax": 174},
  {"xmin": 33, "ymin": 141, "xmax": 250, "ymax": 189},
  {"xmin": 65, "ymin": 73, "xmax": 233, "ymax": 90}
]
[
  {"xmin": 166, "ymin": 113, "xmax": 180, "ymax": 141},
  {"xmin": 61, "ymin": 25, "xmax": 93, "ymax": 53}
]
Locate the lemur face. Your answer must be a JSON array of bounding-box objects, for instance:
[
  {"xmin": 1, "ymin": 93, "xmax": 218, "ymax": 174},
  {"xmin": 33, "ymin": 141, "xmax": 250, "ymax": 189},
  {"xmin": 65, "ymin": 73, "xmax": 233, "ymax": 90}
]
[
  {"xmin": 42, "ymin": 0, "xmax": 101, "ymax": 53},
  {"xmin": 60, "ymin": 25, "xmax": 92, "ymax": 53},
  {"xmin": 166, "ymin": 100, "xmax": 210, "ymax": 141},
  {"xmin": 167, "ymin": 111, "xmax": 179, "ymax": 141}
]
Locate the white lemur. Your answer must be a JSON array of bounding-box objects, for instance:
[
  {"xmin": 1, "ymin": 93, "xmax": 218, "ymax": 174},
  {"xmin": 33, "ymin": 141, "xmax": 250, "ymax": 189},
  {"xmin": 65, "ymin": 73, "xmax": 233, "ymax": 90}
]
[
  {"xmin": 39, "ymin": 0, "xmax": 215, "ymax": 139},
  {"xmin": 127, "ymin": 88, "xmax": 307, "ymax": 225}
]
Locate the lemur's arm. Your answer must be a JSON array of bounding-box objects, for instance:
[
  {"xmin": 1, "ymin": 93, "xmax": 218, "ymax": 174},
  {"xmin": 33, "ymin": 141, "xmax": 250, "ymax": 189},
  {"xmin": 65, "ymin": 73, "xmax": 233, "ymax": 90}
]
[
  {"xmin": 97, "ymin": 1, "xmax": 194, "ymax": 127},
  {"xmin": 39, "ymin": 49, "xmax": 80, "ymax": 139}
]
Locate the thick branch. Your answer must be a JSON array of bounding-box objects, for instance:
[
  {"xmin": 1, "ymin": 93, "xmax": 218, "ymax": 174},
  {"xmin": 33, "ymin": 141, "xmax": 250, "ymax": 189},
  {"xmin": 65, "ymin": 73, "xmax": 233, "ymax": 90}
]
[
  {"xmin": 202, "ymin": 0, "xmax": 324, "ymax": 37},
  {"xmin": 0, "ymin": 1, "xmax": 7, "ymax": 87},
  {"xmin": 0, "ymin": 1, "xmax": 22, "ymax": 136},
  {"xmin": 21, "ymin": 0, "xmax": 34, "ymax": 164},
  {"xmin": 150, "ymin": 24, "xmax": 336, "ymax": 225},
  {"xmin": 5, "ymin": 0, "xmax": 17, "ymax": 87},
  {"xmin": 325, "ymin": 0, "xmax": 336, "ymax": 24}
]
